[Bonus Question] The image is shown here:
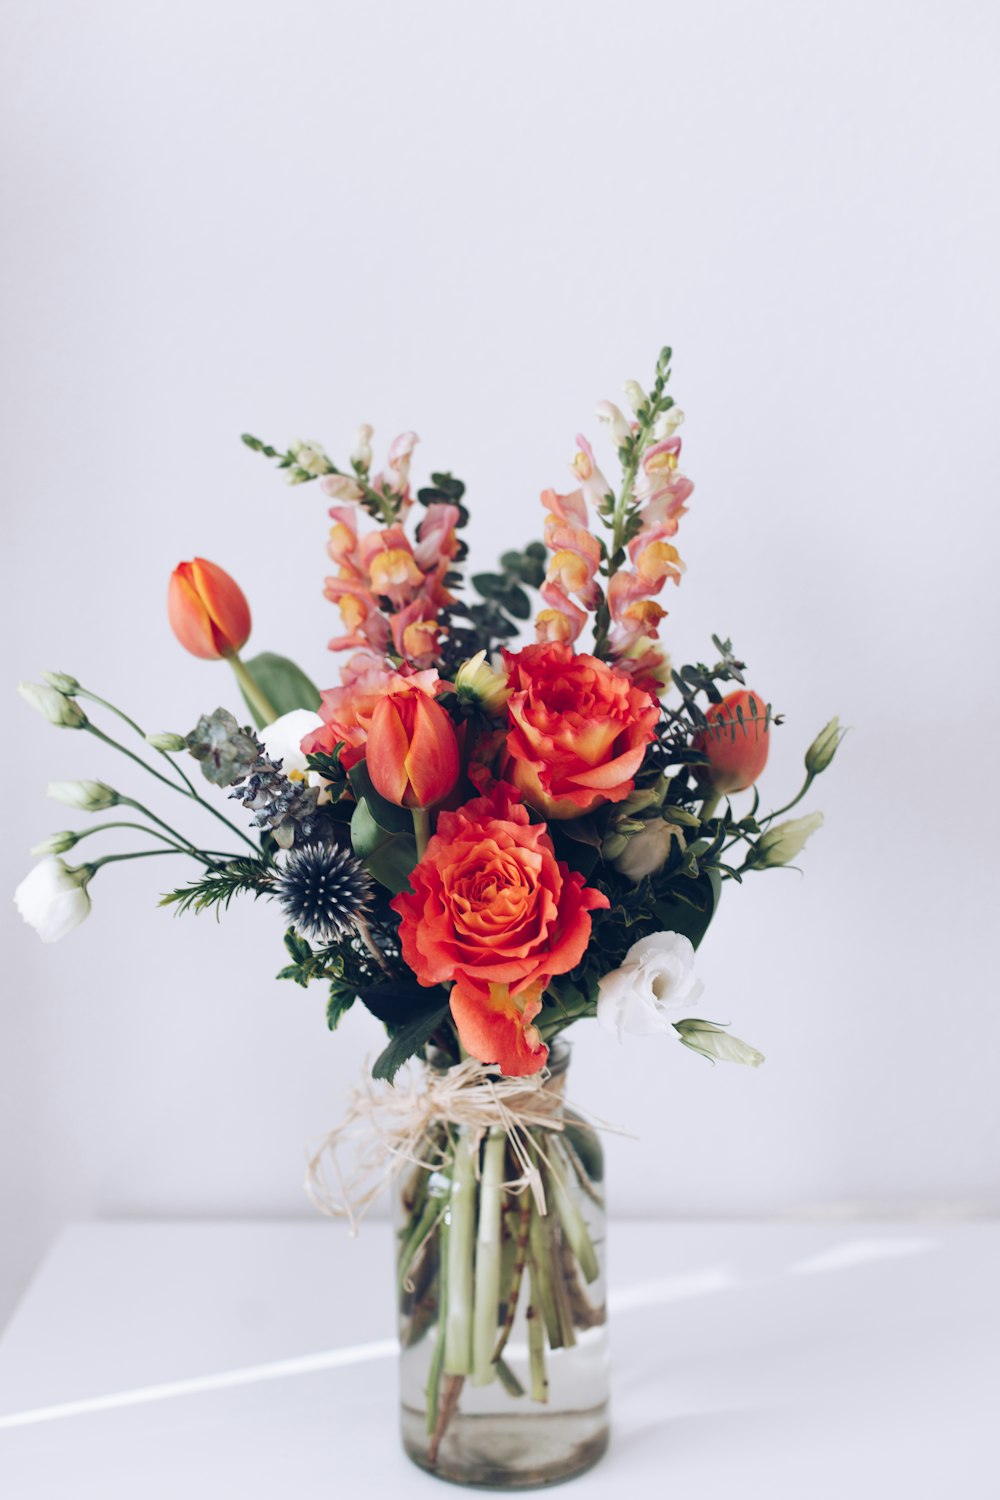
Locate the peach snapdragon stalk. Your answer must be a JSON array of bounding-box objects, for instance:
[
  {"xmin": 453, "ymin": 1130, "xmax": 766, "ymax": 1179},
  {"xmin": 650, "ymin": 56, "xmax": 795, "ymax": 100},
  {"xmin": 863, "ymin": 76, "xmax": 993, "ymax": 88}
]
[{"xmin": 17, "ymin": 348, "xmax": 840, "ymax": 1484}]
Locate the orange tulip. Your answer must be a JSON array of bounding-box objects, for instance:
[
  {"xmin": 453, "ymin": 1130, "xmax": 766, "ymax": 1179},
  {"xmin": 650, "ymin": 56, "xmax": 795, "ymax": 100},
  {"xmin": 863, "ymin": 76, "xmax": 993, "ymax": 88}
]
[
  {"xmin": 694, "ymin": 689, "xmax": 770, "ymax": 793},
  {"xmin": 168, "ymin": 559, "xmax": 251, "ymax": 660},
  {"xmin": 366, "ymin": 683, "xmax": 459, "ymax": 808}
]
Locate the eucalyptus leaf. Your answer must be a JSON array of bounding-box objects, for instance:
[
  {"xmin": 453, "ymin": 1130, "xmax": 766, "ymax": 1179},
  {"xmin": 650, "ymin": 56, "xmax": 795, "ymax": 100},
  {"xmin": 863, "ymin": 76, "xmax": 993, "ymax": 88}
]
[{"xmin": 350, "ymin": 798, "xmax": 417, "ymax": 893}]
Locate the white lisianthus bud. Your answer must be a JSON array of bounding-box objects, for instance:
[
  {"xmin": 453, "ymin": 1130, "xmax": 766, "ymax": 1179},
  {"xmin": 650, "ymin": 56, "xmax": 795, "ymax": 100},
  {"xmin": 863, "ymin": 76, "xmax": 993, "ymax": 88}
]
[
  {"xmin": 47, "ymin": 780, "xmax": 118, "ymax": 811},
  {"xmin": 597, "ymin": 931, "xmax": 704, "ymax": 1041},
  {"xmin": 653, "ymin": 408, "xmax": 685, "ymax": 439},
  {"xmin": 623, "ymin": 380, "xmax": 646, "ymax": 416},
  {"xmin": 319, "ymin": 474, "xmax": 365, "ymax": 504},
  {"xmin": 755, "ymin": 811, "xmax": 824, "ymax": 868},
  {"xmin": 675, "ymin": 1019, "xmax": 764, "ymax": 1068},
  {"xmin": 19, "ymin": 681, "xmax": 88, "ymax": 728},
  {"xmin": 287, "ymin": 441, "xmax": 330, "ymax": 478},
  {"xmin": 614, "ymin": 819, "xmax": 684, "ymax": 882},
  {"xmin": 455, "ymin": 651, "xmax": 511, "ymax": 717},
  {"xmin": 260, "ymin": 709, "xmax": 325, "ymax": 782},
  {"xmin": 41, "ymin": 671, "xmax": 80, "ymax": 694},
  {"xmin": 351, "ymin": 424, "xmax": 374, "ymax": 472},
  {"xmin": 804, "ymin": 717, "xmax": 843, "ymax": 775},
  {"xmin": 146, "ymin": 731, "xmax": 187, "ymax": 752},
  {"xmin": 595, "ymin": 400, "xmax": 633, "ymax": 448},
  {"xmin": 31, "ymin": 831, "xmax": 79, "ymax": 855},
  {"xmin": 14, "ymin": 858, "xmax": 92, "ymax": 943}
]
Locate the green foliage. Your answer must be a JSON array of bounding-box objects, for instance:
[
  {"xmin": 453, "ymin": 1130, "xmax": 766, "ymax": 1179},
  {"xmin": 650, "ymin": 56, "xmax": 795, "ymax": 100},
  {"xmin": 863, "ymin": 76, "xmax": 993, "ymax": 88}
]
[
  {"xmin": 160, "ymin": 858, "xmax": 275, "ymax": 915},
  {"xmin": 238, "ymin": 652, "xmax": 321, "ymax": 729},
  {"xmin": 371, "ymin": 1004, "xmax": 452, "ymax": 1085},
  {"xmin": 346, "ymin": 760, "xmax": 418, "ymax": 893}
]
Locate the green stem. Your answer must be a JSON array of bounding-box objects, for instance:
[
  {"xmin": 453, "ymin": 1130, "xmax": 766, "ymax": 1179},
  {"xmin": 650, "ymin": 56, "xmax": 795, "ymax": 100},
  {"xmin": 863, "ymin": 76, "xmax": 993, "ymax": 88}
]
[
  {"xmin": 88, "ymin": 849, "xmax": 187, "ymax": 871},
  {"xmin": 74, "ymin": 819, "xmax": 233, "ymax": 865},
  {"xmin": 471, "ymin": 1129, "xmax": 506, "ymax": 1387},
  {"xmin": 77, "ymin": 689, "xmax": 199, "ymax": 796},
  {"xmin": 425, "ymin": 1215, "xmax": 449, "ymax": 1435},
  {"xmin": 760, "ymin": 772, "xmax": 815, "ymax": 824},
  {"xmin": 528, "ymin": 1205, "xmax": 567, "ymax": 1349},
  {"xmin": 228, "ymin": 652, "xmax": 278, "ymax": 727},
  {"xmin": 119, "ymin": 798, "xmax": 221, "ymax": 869},
  {"xmin": 492, "ymin": 1192, "xmax": 531, "ymax": 1365},
  {"xmin": 547, "ymin": 1148, "xmax": 600, "ymax": 1284},
  {"xmin": 443, "ymin": 1132, "xmax": 477, "ymax": 1377},
  {"xmin": 700, "ymin": 791, "xmax": 721, "ymax": 823},
  {"xmin": 526, "ymin": 1264, "xmax": 548, "ymax": 1404},
  {"xmin": 411, "ymin": 807, "xmax": 431, "ymax": 863}
]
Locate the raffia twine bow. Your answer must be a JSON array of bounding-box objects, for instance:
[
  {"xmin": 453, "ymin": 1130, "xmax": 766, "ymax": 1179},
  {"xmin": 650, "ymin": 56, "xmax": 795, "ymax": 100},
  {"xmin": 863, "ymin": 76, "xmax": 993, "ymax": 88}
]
[{"xmin": 305, "ymin": 1055, "xmax": 624, "ymax": 1235}]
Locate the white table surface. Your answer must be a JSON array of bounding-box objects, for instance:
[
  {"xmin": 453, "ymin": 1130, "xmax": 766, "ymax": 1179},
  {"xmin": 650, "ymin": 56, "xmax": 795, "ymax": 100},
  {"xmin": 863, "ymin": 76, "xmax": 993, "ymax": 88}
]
[{"xmin": 0, "ymin": 1220, "xmax": 996, "ymax": 1498}]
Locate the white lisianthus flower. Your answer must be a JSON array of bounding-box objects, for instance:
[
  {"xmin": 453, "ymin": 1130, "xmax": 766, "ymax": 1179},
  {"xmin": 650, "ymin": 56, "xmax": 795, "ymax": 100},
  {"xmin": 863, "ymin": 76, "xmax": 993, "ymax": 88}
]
[
  {"xmin": 675, "ymin": 1019, "xmax": 764, "ymax": 1068},
  {"xmin": 613, "ymin": 819, "xmax": 683, "ymax": 883},
  {"xmin": 14, "ymin": 858, "xmax": 92, "ymax": 942},
  {"xmin": 754, "ymin": 811, "xmax": 824, "ymax": 868},
  {"xmin": 48, "ymin": 779, "xmax": 118, "ymax": 811},
  {"xmin": 18, "ymin": 681, "xmax": 87, "ymax": 728},
  {"xmin": 596, "ymin": 931, "xmax": 704, "ymax": 1040},
  {"xmin": 260, "ymin": 709, "xmax": 324, "ymax": 783}
]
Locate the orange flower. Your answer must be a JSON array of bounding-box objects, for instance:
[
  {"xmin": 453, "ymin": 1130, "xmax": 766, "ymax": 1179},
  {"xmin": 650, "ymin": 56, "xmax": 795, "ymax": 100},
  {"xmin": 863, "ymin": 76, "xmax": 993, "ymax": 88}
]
[
  {"xmin": 390, "ymin": 783, "xmax": 608, "ymax": 1075},
  {"xmin": 693, "ymin": 690, "xmax": 770, "ymax": 793},
  {"xmin": 366, "ymin": 682, "xmax": 459, "ymax": 808},
  {"xmin": 501, "ymin": 643, "xmax": 659, "ymax": 820},
  {"xmin": 167, "ymin": 558, "xmax": 251, "ymax": 660},
  {"xmin": 301, "ymin": 659, "xmax": 441, "ymax": 773}
]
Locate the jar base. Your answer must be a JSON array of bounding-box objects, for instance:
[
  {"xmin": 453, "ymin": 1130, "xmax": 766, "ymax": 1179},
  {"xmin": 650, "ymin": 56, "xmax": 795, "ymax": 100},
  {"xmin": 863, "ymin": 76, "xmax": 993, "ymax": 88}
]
[{"xmin": 401, "ymin": 1402, "xmax": 610, "ymax": 1489}]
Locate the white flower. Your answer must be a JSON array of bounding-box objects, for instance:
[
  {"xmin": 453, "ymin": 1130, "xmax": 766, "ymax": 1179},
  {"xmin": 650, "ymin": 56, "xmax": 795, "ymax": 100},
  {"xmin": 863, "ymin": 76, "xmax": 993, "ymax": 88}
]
[
  {"xmin": 754, "ymin": 811, "xmax": 824, "ymax": 868},
  {"xmin": 455, "ymin": 651, "xmax": 511, "ymax": 717},
  {"xmin": 596, "ymin": 930, "xmax": 704, "ymax": 1040},
  {"xmin": 351, "ymin": 423, "xmax": 374, "ymax": 471},
  {"xmin": 14, "ymin": 858, "xmax": 92, "ymax": 942},
  {"xmin": 260, "ymin": 709, "xmax": 324, "ymax": 782},
  {"xmin": 47, "ymin": 779, "xmax": 118, "ymax": 811},
  {"xmin": 622, "ymin": 380, "xmax": 646, "ymax": 415},
  {"xmin": 653, "ymin": 407, "xmax": 685, "ymax": 439},
  {"xmin": 319, "ymin": 473, "xmax": 365, "ymax": 504},
  {"xmin": 31, "ymin": 831, "xmax": 79, "ymax": 855},
  {"xmin": 18, "ymin": 681, "xmax": 87, "ymax": 728},
  {"xmin": 287, "ymin": 440, "xmax": 330, "ymax": 477},
  {"xmin": 675, "ymin": 1019, "xmax": 764, "ymax": 1068},
  {"xmin": 595, "ymin": 400, "xmax": 632, "ymax": 447}
]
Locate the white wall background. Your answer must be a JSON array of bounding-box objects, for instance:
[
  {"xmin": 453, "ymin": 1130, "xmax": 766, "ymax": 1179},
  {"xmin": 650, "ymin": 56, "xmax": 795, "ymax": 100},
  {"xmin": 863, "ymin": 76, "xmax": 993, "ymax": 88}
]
[{"xmin": 2, "ymin": 0, "xmax": 998, "ymax": 1326}]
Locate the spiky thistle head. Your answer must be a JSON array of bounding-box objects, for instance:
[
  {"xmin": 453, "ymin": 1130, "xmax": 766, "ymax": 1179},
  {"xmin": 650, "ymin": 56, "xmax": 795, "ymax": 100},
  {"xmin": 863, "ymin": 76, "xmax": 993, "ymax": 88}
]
[{"xmin": 275, "ymin": 843, "xmax": 374, "ymax": 943}]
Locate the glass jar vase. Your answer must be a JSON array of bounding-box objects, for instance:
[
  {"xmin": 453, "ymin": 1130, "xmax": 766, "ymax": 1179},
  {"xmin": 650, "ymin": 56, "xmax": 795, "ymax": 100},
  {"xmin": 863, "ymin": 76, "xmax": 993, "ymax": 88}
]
[{"xmin": 394, "ymin": 1044, "xmax": 609, "ymax": 1488}]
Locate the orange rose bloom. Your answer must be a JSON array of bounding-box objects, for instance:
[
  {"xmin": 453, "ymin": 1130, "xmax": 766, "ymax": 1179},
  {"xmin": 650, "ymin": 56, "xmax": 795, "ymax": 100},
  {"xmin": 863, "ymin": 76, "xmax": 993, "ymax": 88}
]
[
  {"xmin": 500, "ymin": 643, "xmax": 659, "ymax": 820},
  {"xmin": 693, "ymin": 689, "xmax": 770, "ymax": 793},
  {"xmin": 390, "ymin": 784, "xmax": 609, "ymax": 1075}
]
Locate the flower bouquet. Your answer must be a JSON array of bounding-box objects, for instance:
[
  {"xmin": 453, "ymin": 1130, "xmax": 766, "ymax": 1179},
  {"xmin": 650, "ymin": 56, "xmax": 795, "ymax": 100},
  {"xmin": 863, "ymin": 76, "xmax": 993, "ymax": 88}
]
[{"xmin": 16, "ymin": 347, "xmax": 839, "ymax": 1487}]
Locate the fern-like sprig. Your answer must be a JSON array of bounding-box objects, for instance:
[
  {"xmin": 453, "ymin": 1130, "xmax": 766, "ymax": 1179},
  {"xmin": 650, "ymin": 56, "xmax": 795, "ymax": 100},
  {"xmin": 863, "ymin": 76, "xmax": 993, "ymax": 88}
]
[{"xmin": 160, "ymin": 858, "xmax": 277, "ymax": 916}]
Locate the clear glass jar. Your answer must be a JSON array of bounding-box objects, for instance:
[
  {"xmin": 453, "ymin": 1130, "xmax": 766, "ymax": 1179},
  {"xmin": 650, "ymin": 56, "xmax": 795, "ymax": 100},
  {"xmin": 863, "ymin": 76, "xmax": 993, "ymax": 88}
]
[{"xmin": 394, "ymin": 1044, "xmax": 609, "ymax": 1488}]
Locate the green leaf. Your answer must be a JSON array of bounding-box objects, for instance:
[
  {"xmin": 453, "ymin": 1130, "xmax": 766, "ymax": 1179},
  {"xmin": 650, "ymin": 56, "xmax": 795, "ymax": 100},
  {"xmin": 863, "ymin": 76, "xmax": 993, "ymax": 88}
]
[
  {"xmin": 326, "ymin": 984, "xmax": 356, "ymax": 1031},
  {"xmin": 652, "ymin": 866, "xmax": 721, "ymax": 949},
  {"xmin": 501, "ymin": 584, "xmax": 532, "ymax": 619},
  {"xmin": 238, "ymin": 652, "xmax": 321, "ymax": 728},
  {"xmin": 372, "ymin": 1004, "xmax": 451, "ymax": 1084},
  {"xmin": 346, "ymin": 761, "xmax": 413, "ymax": 834},
  {"xmin": 471, "ymin": 572, "xmax": 509, "ymax": 600},
  {"xmin": 358, "ymin": 978, "xmax": 447, "ymax": 1026},
  {"xmin": 350, "ymin": 798, "xmax": 417, "ymax": 893}
]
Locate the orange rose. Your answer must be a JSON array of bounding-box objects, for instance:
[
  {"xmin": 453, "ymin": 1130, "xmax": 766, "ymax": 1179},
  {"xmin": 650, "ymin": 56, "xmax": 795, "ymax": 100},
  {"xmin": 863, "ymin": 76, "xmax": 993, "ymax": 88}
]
[
  {"xmin": 693, "ymin": 689, "xmax": 770, "ymax": 793},
  {"xmin": 390, "ymin": 784, "xmax": 609, "ymax": 1075},
  {"xmin": 500, "ymin": 642, "xmax": 659, "ymax": 820}
]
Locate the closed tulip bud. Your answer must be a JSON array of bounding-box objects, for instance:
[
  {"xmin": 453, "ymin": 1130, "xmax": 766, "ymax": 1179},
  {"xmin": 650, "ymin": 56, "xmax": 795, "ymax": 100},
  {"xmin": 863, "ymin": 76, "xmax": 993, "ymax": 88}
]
[
  {"xmin": 805, "ymin": 717, "xmax": 843, "ymax": 776},
  {"xmin": 455, "ymin": 651, "xmax": 511, "ymax": 717},
  {"xmin": 145, "ymin": 731, "xmax": 187, "ymax": 752},
  {"xmin": 31, "ymin": 831, "xmax": 79, "ymax": 855},
  {"xmin": 42, "ymin": 671, "xmax": 80, "ymax": 695},
  {"xmin": 693, "ymin": 690, "xmax": 770, "ymax": 793},
  {"xmin": 168, "ymin": 558, "xmax": 251, "ymax": 660},
  {"xmin": 754, "ymin": 811, "xmax": 823, "ymax": 868},
  {"xmin": 366, "ymin": 686, "xmax": 460, "ymax": 809},
  {"xmin": 19, "ymin": 681, "xmax": 88, "ymax": 728},
  {"xmin": 48, "ymin": 779, "xmax": 119, "ymax": 811},
  {"xmin": 675, "ymin": 1019, "xmax": 764, "ymax": 1068}
]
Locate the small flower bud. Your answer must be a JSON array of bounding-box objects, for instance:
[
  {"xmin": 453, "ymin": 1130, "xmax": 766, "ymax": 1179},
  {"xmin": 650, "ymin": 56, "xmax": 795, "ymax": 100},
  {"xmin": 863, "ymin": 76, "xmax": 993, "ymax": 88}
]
[
  {"xmin": 47, "ymin": 780, "xmax": 119, "ymax": 811},
  {"xmin": 614, "ymin": 818, "xmax": 683, "ymax": 882},
  {"xmin": 754, "ymin": 811, "xmax": 824, "ymax": 868},
  {"xmin": 19, "ymin": 682, "xmax": 88, "ymax": 728},
  {"xmin": 623, "ymin": 380, "xmax": 646, "ymax": 416},
  {"xmin": 454, "ymin": 651, "xmax": 511, "ymax": 718},
  {"xmin": 31, "ymin": 831, "xmax": 80, "ymax": 855},
  {"xmin": 675, "ymin": 1019, "xmax": 764, "ymax": 1068},
  {"xmin": 146, "ymin": 731, "xmax": 187, "ymax": 752},
  {"xmin": 41, "ymin": 671, "xmax": 80, "ymax": 695},
  {"xmin": 805, "ymin": 717, "xmax": 843, "ymax": 776},
  {"xmin": 287, "ymin": 441, "xmax": 330, "ymax": 477},
  {"xmin": 595, "ymin": 400, "xmax": 632, "ymax": 447},
  {"xmin": 653, "ymin": 407, "xmax": 684, "ymax": 439},
  {"xmin": 351, "ymin": 423, "xmax": 374, "ymax": 471}
]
